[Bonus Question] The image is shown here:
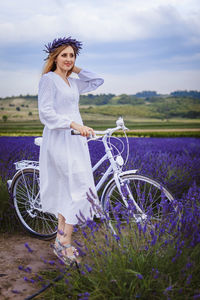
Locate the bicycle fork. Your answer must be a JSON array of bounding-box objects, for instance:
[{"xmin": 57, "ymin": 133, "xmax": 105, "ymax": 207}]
[
  {"xmin": 113, "ymin": 173, "xmax": 147, "ymax": 222},
  {"xmin": 105, "ymin": 137, "xmax": 147, "ymax": 222}
]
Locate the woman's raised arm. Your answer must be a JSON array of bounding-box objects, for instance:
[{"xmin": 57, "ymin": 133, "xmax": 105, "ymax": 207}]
[{"xmin": 73, "ymin": 68, "xmax": 104, "ymax": 94}]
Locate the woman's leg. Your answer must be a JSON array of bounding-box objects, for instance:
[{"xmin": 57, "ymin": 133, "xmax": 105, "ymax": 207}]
[
  {"xmin": 57, "ymin": 213, "xmax": 66, "ymax": 238},
  {"xmin": 56, "ymin": 213, "xmax": 74, "ymax": 257},
  {"xmin": 60, "ymin": 222, "xmax": 74, "ymax": 256}
]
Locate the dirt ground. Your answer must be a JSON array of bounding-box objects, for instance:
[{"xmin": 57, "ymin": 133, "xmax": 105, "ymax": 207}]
[{"xmin": 0, "ymin": 232, "xmax": 66, "ymax": 300}]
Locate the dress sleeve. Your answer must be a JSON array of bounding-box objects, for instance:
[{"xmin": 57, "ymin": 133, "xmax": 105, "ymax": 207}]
[
  {"xmin": 75, "ymin": 69, "xmax": 104, "ymax": 94},
  {"xmin": 38, "ymin": 75, "xmax": 72, "ymax": 130}
]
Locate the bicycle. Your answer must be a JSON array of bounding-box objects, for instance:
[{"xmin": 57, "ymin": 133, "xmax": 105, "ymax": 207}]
[{"xmin": 7, "ymin": 117, "xmax": 175, "ymax": 240}]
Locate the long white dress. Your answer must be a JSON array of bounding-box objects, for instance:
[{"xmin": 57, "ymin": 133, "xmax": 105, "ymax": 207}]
[{"xmin": 38, "ymin": 69, "xmax": 104, "ymax": 224}]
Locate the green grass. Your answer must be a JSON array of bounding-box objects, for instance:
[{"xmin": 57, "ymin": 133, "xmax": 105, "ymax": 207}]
[
  {"xmin": 0, "ymin": 178, "xmax": 22, "ymax": 232},
  {"xmin": 0, "ymin": 118, "xmax": 200, "ymax": 137},
  {"xmin": 84, "ymin": 119, "xmax": 200, "ymax": 130}
]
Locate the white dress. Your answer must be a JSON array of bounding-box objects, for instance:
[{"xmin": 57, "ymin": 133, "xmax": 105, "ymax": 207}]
[{"xmin": 38, "ymin": 69, "xmax": 104, "ymax": 224}]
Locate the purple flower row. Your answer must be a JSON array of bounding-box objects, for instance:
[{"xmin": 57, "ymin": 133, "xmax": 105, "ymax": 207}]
[{"xmin": 1, "ymin": 136, "xmax": 200, "ymax": 198}]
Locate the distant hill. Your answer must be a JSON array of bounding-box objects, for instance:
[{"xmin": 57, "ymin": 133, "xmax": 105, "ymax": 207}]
[{"xmin": 1, "ymin": 90, "xmax": 200, "ymax": 121}]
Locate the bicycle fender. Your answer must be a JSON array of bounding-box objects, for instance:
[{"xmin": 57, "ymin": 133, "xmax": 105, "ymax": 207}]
[
  {"xmin": 7, "ymin": 169, "xmax": 24, "ymax": 193},
  {"xmin": 9, "ymin": 167, "xmax": 39, "ymax": 194},
  {"xmin": 100, "ymin": 169, "xmax": 138, "ymax": 203}
]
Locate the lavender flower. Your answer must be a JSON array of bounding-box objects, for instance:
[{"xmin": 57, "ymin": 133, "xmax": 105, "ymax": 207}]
[
  {"xmin": 74, "ymin": 240, "xmax": 83, "ymax": 247},
  {"xmin": 58, "ymin": 229, "xmax": 64, "ymax": 235},
  {"xmin": 164, "ymin": 286, "xmax": 172, "ymax": 294},
  {"xmin": 24, "ymin": 242, "xmax": 33, "ymax": 253},
  {"xmin": 78, "ymin": 292, "xmax": 90, "ymax": 300},
  {"xmin": 84, "ymin": 264, "xmax": 92, "ymax": 273},
  {"xmin": 24, "ymin": 266, "xmax": 32, "ymax": 273},
  {"xmin": 186, "ymin": 274, "xmax": 192, "ymax": 285},
  {"xmin": 23, "ymin": 276, "xmax": 29, "ymax": 282},
  {"xmin": 11, "ymin": 289, "xmax": 21, "ymax": 294},
  {"xmin": 136, "ymin": 274, "xmax": 143, "ymax": 280}
]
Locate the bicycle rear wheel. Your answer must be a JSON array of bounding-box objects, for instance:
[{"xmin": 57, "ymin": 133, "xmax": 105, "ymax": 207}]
[
  {"xmin": 102, "ymin": 173, "xmax": 175, "ymax": 223},
  {"xmin": 11, "ymin": 168, "xmax": 57, "ymax": 240}
]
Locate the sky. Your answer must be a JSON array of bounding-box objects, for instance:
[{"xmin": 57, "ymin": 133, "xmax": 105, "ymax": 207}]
[{"xmin": 0, "ymin": 0, "xmax": 199, "ymax": 97}]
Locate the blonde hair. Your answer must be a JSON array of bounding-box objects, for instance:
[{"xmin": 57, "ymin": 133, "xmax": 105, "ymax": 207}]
[{"xmin": 42, "ymin": 45, "xmax": 77, "ymax": 76}]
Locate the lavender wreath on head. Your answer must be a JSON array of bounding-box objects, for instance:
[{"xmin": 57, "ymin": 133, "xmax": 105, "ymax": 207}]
[{"xmin": 43, "ymin": 36, "xmax": 82, "ymax": 60}]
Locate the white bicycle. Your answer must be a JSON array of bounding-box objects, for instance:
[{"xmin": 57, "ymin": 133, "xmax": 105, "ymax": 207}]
[{"xmin": 7, "ymin": 117, "xmax": 174, "ymax": 240}]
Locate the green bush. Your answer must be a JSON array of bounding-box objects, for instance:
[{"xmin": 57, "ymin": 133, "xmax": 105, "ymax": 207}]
[
  {"xmin": 2, "ymin": 115, "xmax": 8, "ymax": 122},
  {"xmin": 0, "ymin": 178, "xmax": 21, "ymax": 232}
]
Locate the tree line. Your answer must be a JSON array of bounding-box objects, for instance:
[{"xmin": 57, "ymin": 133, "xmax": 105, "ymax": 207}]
[{"xmin": 1, "ymin": 90, "xmax": 200, "ymax": 103}]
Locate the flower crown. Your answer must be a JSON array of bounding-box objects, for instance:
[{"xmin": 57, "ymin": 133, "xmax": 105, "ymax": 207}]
[{"xmin": 43, "ymin": 36, "xmax": 82, "ymax": 60}]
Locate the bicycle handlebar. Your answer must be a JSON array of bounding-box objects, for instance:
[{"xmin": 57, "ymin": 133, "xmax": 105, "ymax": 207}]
[
  {"xmin": 71, "ymin": 117, "xmax": 128, "ymax": 138},
  {"xmin": 71, "ymin": 125, "xmax": 128, "ymax": 137}
]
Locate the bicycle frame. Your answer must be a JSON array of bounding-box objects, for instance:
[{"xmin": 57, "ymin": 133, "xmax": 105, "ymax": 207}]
[
  {"xmin": 88, "ymin": 129, "xmax": 141, "ymax": 211},
  {"xmin": 92, "ymin": 133, "xmax": 122, "ymax": 193}
]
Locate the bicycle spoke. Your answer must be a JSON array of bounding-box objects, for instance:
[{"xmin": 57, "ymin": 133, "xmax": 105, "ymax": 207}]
[
  {"xmin": 15, "ymin": 199, "xmax": 28, "ymax": 206},
  {"xmin": 103, "ymin": 174, "xmax": 174, "ymax": 223},
  {"xmin": 43, "ymin": 218, "xmax": 54, "ymax": 234},
  {"xmin": 16, "ymin": 184, "xmax": 30, "ymax": 198},
  {"xmin": 31, "ymin": 169, "xmax": 36, "ymax": 199},
  {"xmin": 12, "ymin": 169, "xmax": 57, "ymax": 238}
]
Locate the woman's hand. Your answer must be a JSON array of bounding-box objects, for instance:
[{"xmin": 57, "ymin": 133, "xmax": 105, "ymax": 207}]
[
  {"xmin": 72, "ymin": 65, "xmax": 82, "ymax": 74},
  {"xmin": 70, "ymin": 121, "xmax": 95, "ymax": 137}
]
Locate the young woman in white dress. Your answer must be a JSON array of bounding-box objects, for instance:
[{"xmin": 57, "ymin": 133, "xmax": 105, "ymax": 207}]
[{"xmin": 38, "ymin": 37, "xmax": 104, "ymax": 264}]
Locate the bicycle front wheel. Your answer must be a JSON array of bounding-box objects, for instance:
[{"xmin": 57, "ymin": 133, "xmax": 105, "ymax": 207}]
[
  {"xmin": 11, "ymin": 168, "xmax": 57, "ymax": 240},
  {"xmin": 102, "ymin": 173, "xmax": 175, "ymax": 223}
]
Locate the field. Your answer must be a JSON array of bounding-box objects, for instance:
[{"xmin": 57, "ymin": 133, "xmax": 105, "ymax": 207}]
[
  {"xmin": 0, "ymin": 96, "xmax": 200, "ymax": 137},
  {"xmin": 0, "ymin": 90, "xmax": 199, "ymax": 299},
  {"xmin": 0, "ymin": 136, "xmax": 200, "ymax": 298},
  {"xmin": 1, "ymin": 118, "xmax": 200, "ymax": 139}
]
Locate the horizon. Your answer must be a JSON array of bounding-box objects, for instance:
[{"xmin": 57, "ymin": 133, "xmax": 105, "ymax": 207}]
[{"xmin": 1, "ymin": 89, "xmax": 200, "ymax": 100}]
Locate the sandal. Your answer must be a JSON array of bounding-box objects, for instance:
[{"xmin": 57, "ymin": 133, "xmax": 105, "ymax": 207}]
[
  {"xmin": 61, "ymin": 243, "xmax": 79, "ymax": 265},
  {"xmin": 53, "ymin": 237, "xmax": 80, "ymax": 265},
  {"xmin": 52, "ymin": 237, "xmax": 66, "ymax": 264}
]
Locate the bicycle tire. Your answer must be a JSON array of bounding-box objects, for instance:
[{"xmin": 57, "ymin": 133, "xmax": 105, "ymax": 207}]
[
  {"xmin": 102, "ymin": 173, "xmax": 175, "ymax": 223},
  {"xmin": 11, "ymin": 168, "xmax": 57, "ymax": 240}
]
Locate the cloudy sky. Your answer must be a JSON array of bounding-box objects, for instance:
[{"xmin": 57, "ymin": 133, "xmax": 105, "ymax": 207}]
[{"xmin": 0, "ymin": 0, "xmax": 199, "ymax": 97}]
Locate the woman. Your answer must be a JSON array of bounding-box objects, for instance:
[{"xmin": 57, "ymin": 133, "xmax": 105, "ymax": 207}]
[{"xmin": 38, "ymin": 37, "xmax": 104, "ymax": 264}]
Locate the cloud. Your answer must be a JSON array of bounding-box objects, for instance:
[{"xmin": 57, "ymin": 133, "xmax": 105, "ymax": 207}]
[
  {"xmin": 0, "ymin": 0, "xmax": 199, "ymax": 44},
  {"xmin": 0, "ymin": 0, "xmax": 199, "ymax": 97}
]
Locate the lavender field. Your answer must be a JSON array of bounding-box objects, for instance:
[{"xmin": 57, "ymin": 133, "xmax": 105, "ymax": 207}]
[
  {"xmin": 1, "ymin": 136, "xmax": 200, "ymax": 197},
  {"xmin": 0, "ymin": 136, "xmax": 200, "ymax": 298}
]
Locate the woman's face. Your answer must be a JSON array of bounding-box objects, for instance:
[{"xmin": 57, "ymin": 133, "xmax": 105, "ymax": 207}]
[{"xmin": 55, "ymin": 46, "xmax": 76, "ymax": 73}]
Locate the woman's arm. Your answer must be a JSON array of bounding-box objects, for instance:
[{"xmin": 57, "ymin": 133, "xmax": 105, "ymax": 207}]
[
  {"xmin": 38, "ymin": 75, "xmax": 73, "ymax": 130},
  {"xmin": 72, "ymin": 66, "xmax": 104, "ymax": 94}
]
